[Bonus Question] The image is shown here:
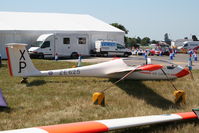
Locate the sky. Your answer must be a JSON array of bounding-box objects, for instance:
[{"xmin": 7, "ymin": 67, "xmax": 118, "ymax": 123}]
[{"xmin": 0, "ymin": 0, "xmax": 198, "ymax": 40}]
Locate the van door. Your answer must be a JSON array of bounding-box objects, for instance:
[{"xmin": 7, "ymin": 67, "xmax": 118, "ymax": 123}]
[
  {"xmin": 55, "ymin": 36, "xmax": 72, "ymax": 57},
  {"xmin": 76, "ymin": 35, "xmax": 89, "ymax": 55},
  {"xmin": 40, "ymin": 37, "xmax": 54, "ymax": 58},
  {"xmin": 116, "ymin": 43, "xmax": 126, "ymax": 56}
]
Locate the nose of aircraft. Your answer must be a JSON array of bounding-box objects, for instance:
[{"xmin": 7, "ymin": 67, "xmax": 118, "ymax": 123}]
[{"xmin": 175, "ymin": 67, "xmax": 190, "ymax": 78}]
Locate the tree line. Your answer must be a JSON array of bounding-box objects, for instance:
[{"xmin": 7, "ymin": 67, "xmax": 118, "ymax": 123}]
[{"xmin": 110, "ymin": 23, "xmax": 158, "ymax": 49}]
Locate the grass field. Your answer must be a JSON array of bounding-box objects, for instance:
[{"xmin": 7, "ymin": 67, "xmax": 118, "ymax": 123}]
[{"xmin": 0, "ymin": 59, "xmax": 199, "ymax": 132}]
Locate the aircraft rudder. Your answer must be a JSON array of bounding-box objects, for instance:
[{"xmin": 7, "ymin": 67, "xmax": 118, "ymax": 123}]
[
  {"xmin": 5, "ymin": 43, "xmax": 39, "ymax": 77},
  {"xmin": 6, "ymin": 47, "xmax": 13, "ymax": 76}
]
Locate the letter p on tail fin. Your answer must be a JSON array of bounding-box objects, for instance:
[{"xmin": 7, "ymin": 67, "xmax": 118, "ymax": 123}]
[{"xmin": 6, "ymin": 43, "xmax": 40, "ymax": 77}]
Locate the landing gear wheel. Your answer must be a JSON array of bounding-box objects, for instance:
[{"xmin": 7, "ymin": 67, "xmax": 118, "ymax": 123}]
[{"xmin": 21, "ymin": 77, "xmax": 28, "ymax": 84}]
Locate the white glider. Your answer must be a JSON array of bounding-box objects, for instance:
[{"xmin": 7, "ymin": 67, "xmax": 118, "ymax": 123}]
[
  {"xmin": 0, "ymin": 109, "xmax": 198, "ymax": 133},
  {"xmin": 5, "ymin": 43, "xmax": 189, "ymax": 80}
]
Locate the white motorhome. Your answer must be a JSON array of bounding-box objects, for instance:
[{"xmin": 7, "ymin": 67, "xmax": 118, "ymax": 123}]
[
  {"xmin": 28, "ymin": 33, "xmax": 89, "ymax": 58},
  {"xmin": 91, "ymin": 40, "xmax": 132, "ymax": 57},
  {"xmin": 177, "ymin": 41, "xmax": 199, "ymax": 52}
]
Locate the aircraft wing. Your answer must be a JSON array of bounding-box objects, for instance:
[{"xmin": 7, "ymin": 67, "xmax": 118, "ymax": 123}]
[
  {"xmin": 0, "ymin": 111, "xmax": 197, "ymax": 133},
  {"xmin": 107, "ymin": 64, "xmax": 163, "ymax": 77},
  {"xmin": 107, "ymin": 67, "xmax": 137, "ymax": 76}
]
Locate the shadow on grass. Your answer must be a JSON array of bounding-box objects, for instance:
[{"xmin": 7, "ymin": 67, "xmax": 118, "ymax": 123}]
[
  {"xmin": 26, "ymin": 80, "xmax": 47, "ymax": 87},
  {"xmin": 26, "ymin": 78, "xmax": 110, "ymax": 86},
  {"xmin": 0, "ymin": 64, "xmax": 7, "ymax": 68},
  {"xmin": 111, "ymin": 79, "xmax": 178, "ymax": 110},
  {"xmin": 26, "ymin": 80, "xmax": 76, "ymax": 86},
  {"xmin": 0, "ymin": 107, "xmax": 11, "ymax": 113},
  {"xmin": 113, "ymin": 119, "xmax": 198, "ymax": 133}
]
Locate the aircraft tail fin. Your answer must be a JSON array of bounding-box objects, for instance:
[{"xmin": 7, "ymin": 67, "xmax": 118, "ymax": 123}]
[{"xmin": 6, "ymin": 43, "xmax": 40, "ymax": 77}]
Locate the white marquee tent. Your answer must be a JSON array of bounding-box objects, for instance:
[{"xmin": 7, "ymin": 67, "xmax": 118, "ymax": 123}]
[{"xmin": 0, "ymin": 12, "xmax": 124, "ymax": 59}]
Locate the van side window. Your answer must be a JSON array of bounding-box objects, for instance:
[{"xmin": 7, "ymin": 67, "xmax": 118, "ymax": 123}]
[
  {"xmin": 117, "ymin": 44, "xmax": 125, "ymax": 49},
  {"xmin": 41, "ymin": 41, "xmax": 50, "ymax": 48},
  {"xmin": 63, "ymin": 38, "xmax": 70, "ymax": 44},
  {"xmin": 78, "ymin": 37, "xmax": 86, "ymax": 44}
]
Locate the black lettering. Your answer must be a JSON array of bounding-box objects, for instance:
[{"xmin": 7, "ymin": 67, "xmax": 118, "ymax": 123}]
[
  {"xmin": 73, "ymin": 70, "xmax": 76, "ymax": 74},
  {"xmin": 19, "ymin": 50, "xmax": 26, "ymax": 60},
  {"xmin": 68, "ymin": 70, "xmax": 80, "ymax": 75},
  {"xmin": 69, "ymin": 71, "xmax": 72, "ymax": 75},
  {"xmin": 63, "ymin": 70, "xmax": 67, "ymax": 75},
  {"xmin": 18, "ymin": 61, "xmax": 26, "ymax": 73},
  {"xmin": 77, "ymin": 70, "xmax": 80, "ymax": 74}
]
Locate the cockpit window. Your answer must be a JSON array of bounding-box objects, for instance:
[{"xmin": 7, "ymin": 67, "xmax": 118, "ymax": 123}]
[
  {"xmin": 166, "ymin": 65, "xmax": 176, "ymax": 69},
  {"xmin": 122, "ymin": 58, "xmax": 177, "ymax": 68}
]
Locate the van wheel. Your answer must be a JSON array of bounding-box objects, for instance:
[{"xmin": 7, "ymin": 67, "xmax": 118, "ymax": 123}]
[
  {"xmin": 38, "ymin": 54, "xmax": 44, "ymax": 59},
  {"xmin": 71, "ymin": 52, "xmax": 79, "ymax": 59},
  {"xmin": 103, "ymin": 52, "xmax": 108, "ymax": 57},
  {"xmin": 124, "ymin": 53, "xmax": 129, "ymax": 57}
]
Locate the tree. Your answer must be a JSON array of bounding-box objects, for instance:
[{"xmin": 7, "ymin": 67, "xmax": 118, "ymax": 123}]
[
  {"xmin": 130, "ymin": 38, "xmax": 137, "ymax": 46},
  {"xmin": 110, "ymin": 23, "xmax": 129, "ymax": 34},
  {"xmin": 136, "ymin": 37, "xmax": 141, "ymax": 44},
  {"xmin": 141, "ymin": 37, "xmax": 150, "ymax": 46},
  {"xmin": 151, "ymin": 40, "xmax": 158, "ymax": 44},
  {"xmin": 192, "ymin": 35, "xmax": 198, "ymax": 41},
  {"xmin": 110, "ymin": 23, "xmax": 129, "ymax": 46},
  {"xmin": 126, "ymin": 37, "xmax": 137, "ymax": 49},
  {"xmin": 164, "ymin": 33, "xmax": 171, "ymax": 44}
]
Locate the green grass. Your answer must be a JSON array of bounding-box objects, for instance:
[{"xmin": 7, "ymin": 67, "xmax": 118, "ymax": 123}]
[{"xmin": 0, "ymin": 59, "xmax": 199, "ymax": 132}]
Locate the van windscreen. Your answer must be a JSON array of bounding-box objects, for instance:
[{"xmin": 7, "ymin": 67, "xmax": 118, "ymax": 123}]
[{"xmin": 33, "ymin": 41, "xmax": 44, "ymax": 47}]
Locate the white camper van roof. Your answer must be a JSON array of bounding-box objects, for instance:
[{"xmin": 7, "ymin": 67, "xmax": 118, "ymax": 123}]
[
  {"xmin": 37, "ymin": 34, "xmax": 53, "ymax": 41},
  {"xmin": 0, "ymin": 12, "xmax": 124, "ymax": 33}
]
